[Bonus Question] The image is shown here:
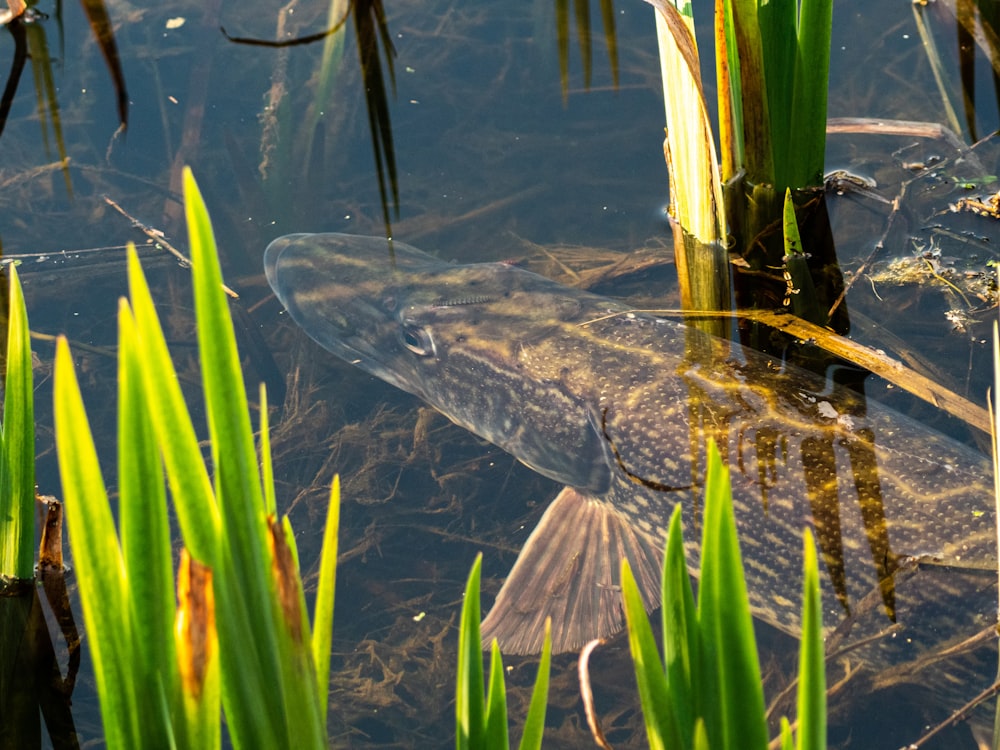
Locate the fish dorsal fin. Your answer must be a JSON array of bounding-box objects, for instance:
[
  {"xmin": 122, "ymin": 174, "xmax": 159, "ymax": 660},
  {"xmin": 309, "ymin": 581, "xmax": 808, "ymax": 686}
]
[{"xmin": 480, "ymin": 486, "xmax": 664, "ymax": 655}]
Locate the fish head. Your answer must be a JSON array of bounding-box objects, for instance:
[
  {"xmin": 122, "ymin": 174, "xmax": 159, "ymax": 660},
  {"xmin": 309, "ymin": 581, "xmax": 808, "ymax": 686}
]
[{"xmin": 265, "ymin": 232, "xmax": 616, "ymax": 491}]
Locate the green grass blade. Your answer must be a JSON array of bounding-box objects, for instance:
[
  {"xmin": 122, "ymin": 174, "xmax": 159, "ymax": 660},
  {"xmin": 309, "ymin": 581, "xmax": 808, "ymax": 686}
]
[
  {"xmin": 184, "ymin": 167, "xmax": 266, "ymax": 542},
  {"xmin": 781, "ymin": 717, "xmax": 795, "ymax": 750},
  {"xmin": 693, "ymin": 718, "xmax": 710, "ymax": 750},
  {"xmin": 259, "ymin": 383, "xmax": 277, "ymax": 518},
  {"xmin": 725, "ymin": 0, "xmax": 773, "ymax": 187},
  {"xmin": 456, "ymin": 553, "xmax": 486, "ymax": 750},
  {"xmin": 311, "ymin": 475, "xmax": 340, "ymax": 722},
  {"xmin": 661, "ymin": 504, "xmax": 696, "ymax": 748},
  {"xmin": 622, "ymin": 558, "xmax": 678, "ymax": 750},
  {"xmin": 484, "ymin": 641, "xmax": 509, "ymax": 749},
  {"xmin": 697, "ymin": 440, "xmax": 768, "ymax": 750},
  {"xmin": 54, "ymin": 337, "xmax": 141, "ymax": 747},
  {"xmin": 756, "ymin": 0, "xmax": 795, "ymax": 186},
  {"xmin": 117, "ymin": 300, "xmax": 179, "ymax": 736},
  {"xmin": 796, "ymin": 528, "xmax": 826, "ymax": 750},
  {"xmin": 0, "ymin": 264, "xmax": 34, "ymax": 580},
  {"xmin": 182, "ymin": 169, "xmax": 301, "ymax": 745},
  {"xmin": 781, "ymin": 188, "xmax": 822, "ymax": 323},
  {"xmin": 517, "ymin": 618, "xmax": 551, "ymax": 750},
  {"xmin": 126, "ymin": 246, "xmax": 219, "ymax": 565},
  {"xmin": 130, "ymin": 239, "xmax": 277, "ymax": 741},
  {"xmin": 789, "ymin": 0, "xmax": 832, "ymax": 188}
]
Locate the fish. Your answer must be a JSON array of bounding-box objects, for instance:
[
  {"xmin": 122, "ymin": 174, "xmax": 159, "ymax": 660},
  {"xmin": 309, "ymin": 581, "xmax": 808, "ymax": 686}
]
[{"xmin": 264, "ymin": 232, "xmax": 998, "ymax": 681}]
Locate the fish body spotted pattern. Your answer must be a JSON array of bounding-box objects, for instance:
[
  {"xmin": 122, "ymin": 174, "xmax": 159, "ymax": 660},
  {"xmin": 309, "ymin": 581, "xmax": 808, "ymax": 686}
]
[{"xmin": 265, "ymin": 233, "xmax": 996, "ymax": 681}]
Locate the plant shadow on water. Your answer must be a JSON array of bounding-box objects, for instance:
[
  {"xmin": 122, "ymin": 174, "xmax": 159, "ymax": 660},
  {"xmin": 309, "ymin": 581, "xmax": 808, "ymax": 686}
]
[{"xmin": 3, "ymin": 0, "xmax": 1000, "ymax": 747}]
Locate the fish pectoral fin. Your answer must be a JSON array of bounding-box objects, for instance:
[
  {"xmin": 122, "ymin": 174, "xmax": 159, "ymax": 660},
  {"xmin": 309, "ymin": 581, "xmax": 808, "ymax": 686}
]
[{"xmin": 480, "ymin": 486, "xmax": 664, "ymax": 655}]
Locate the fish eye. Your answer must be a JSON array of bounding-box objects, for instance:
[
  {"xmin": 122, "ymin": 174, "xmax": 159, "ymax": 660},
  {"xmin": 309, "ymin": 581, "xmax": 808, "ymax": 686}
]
[{"xmin": 401, "ymin": 323, "xmax": 435, "ymax": 357}]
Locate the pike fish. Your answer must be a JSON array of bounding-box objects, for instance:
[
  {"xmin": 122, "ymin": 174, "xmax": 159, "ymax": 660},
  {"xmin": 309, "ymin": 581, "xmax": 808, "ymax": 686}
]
[{"xmin": 265, "ymin": 233, "xmax": 997, "ymax": 676}]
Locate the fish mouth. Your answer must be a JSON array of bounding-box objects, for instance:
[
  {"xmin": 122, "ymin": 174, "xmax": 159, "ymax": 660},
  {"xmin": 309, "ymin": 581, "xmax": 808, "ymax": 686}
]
[
  {"xmin": 265, "ymin": 233, "xmax": 387, "ymax": 361},
  {"xmin": 263, "ymin": 233, "xmax": 430, "ymax": 398},
  {"xmin": 264, "ymin": 233, "xmax": 313, "ymax": 304}
]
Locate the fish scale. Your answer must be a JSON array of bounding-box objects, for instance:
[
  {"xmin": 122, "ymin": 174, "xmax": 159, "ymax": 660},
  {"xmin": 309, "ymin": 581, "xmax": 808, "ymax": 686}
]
[{"xmin": 265, "ymin": 232, "xmax": 998, "ymax": 717}]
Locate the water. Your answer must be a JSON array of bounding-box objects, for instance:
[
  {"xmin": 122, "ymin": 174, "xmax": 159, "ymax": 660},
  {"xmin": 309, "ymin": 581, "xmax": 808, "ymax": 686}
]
[{"xmin": 2, "ymin": 0, "xmax": 999, "ymax": 747}]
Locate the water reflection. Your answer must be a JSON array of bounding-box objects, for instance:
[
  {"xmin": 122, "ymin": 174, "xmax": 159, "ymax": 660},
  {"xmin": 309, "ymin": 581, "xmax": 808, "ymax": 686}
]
[{"xmin": 0, "ymin": 0, "xmax": 127, "ymax": 177}]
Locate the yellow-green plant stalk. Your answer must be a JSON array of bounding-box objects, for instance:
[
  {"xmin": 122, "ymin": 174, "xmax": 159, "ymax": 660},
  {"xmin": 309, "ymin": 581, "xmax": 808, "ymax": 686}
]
[
  {"xmin": 0, "ymin": 265, "xmax": 34, "ymax": 581},
  {"xmin": 648, "ymin": 0, "xmax": 730, "ymax": 332},
  {"xmin": 650, "ymin": 0, "xmax": 725, "ymax": 247}
]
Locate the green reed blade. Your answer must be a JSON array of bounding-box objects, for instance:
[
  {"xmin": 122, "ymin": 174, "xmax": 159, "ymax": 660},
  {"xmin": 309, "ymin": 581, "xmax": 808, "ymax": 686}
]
[
  {"xmin": 622, "ymin": 557, "xmax": 678, "ymax": 750},
  {"xmin": 312, "ymin": 474, "xmax": 341, "ymax": 722},
  {"xmin": 126, "ymin": 247, "xmax": 219, "ymax": 565},
  {"xmin": 600, "ymin": 0, "xmax": 619, "ymax": 88},
  {"xmin": 573, "ymin": 0, "xmax": 593, "ymax": 89},
  {"xmin": 756, "ymin": 0, "xmax": 794, "ymax": 182},
  {"xmin": 780, "ymin": 717, "xmax": 795, "ymax": 750},
  {"xmin": 272, "ymin": 515, "xmax": 326, "ymax": 749},
  {"xmin": 78, "ymin": 0, "xmax": 128, "ymax": 129},
  {"xmin": 696, "ymin": 440, "xmax": 767, "ymax": 750},
  {"xmin": 117, "ymin": 300, "xmax": 180, "ymax": 741},
  {"xmin": 484, "ymin": 641, "xmax": 509, "ymax": 750},
  {"xmin": 54, "ymin": 337, "xmax": 142, "ymax": 747},
  {"xmin": 24, "ymin": 24, "xmax": 72, "ymax": 195},
  {"xmin": 303, "ymin": 0, "xmax": 350, "ymax": 165},
  {"xmin": 994, "ymin": 321, "xmax": 1000, "ymax": 621},
  {"xmin": 796, "ymin": 528, "xmax": 825, "ymax": 750},
  {"xmin": 555, "ymin": 0, "xmax": 570, "ymax": 101},
  {"xmin": 456, "ymin": 553, "xmax": 486, "ymax": 750},
  {"xmin": 781, "ymin": 188, "xmax": 822, "ymax": 323},
  {"xmin": 715, "ymin": 0, "xmax": 741, "ymax": 182},
  {"xmin": 0, "ymin": 265, "xmax": 34, "ymax": 580},
  {"xmin": 174, "ymin": 548, "xmax": 220, "ymax": 750},
  {"xmin": 517, "ymin": 618, "xmax": 551, "ymax": 750},
  {"xmin": 184, "ymin": 168, "xmax": 327, "ymax": 746},
  {"xmin": 184, "ymin": 168, "xmax": 268, "ymax": 547},
  {"xmin": 259, "ymin": 382, "xmax": 277, "ymax": 518},
  {"xmin": 661, "ymin": 504, "xmax": 697, "ymax": 749},
  {"xmin": 789, "ymin": 0, "xmax": 832, "ymax": 188}
]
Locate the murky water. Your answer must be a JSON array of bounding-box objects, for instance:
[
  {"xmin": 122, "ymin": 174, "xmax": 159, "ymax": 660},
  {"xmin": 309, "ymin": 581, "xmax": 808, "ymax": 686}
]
[{"xmin": 3, "ymin": 0, "xmax": 1000, "ymax": 747}]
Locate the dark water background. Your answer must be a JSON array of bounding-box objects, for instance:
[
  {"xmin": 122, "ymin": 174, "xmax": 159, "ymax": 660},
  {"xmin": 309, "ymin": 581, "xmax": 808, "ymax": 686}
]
[{"xmin": 4, "ymin": 0, "xmax": 1000, "ymax": 746}]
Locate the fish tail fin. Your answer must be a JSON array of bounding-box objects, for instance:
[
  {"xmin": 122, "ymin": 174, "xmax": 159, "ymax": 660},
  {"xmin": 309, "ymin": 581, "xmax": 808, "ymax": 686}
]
[{"xmin": 480, "ymin": 486, "xmax": 664, "ymax": 655}]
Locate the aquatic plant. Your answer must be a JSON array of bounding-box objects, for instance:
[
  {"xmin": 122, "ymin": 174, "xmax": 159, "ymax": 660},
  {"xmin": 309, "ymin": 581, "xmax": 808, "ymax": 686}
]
[
  {"xmin": 650, "ymin": 0, "xmax": 832, "ymax": 316},
  {"xmin": 456, "ymin": 554, "xmax": 551, "ymax": 750},
  {"xmin": 54, "ymin": 169, "xmax": 340, "ymax": 748},
  {"xmin": 0, "ymin": 263, "xmax": 33, "ymax": 583},
  {"xmin": 619, "ymin": 440, "xmax": 825, "ymax": 749}
]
